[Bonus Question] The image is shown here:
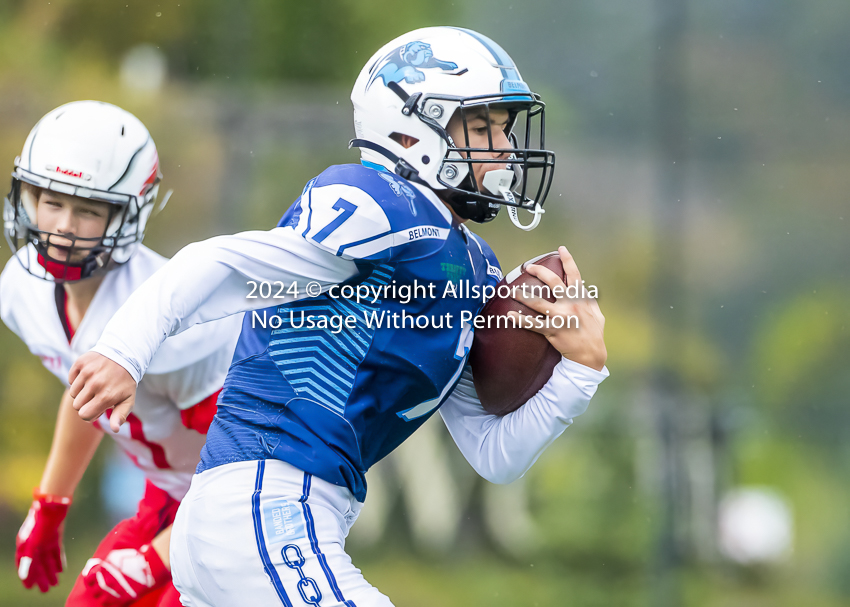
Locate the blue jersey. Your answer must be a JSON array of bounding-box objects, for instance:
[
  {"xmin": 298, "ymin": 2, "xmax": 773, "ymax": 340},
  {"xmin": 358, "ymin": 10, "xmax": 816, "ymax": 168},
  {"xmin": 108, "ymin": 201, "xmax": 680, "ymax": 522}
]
[{"xmin": 199, "ymin": 164, "xmax": 501, "ymax": 501}]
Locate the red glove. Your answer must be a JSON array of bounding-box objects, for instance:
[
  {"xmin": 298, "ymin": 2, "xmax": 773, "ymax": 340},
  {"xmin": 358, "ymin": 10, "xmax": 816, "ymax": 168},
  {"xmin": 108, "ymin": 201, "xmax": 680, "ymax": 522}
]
[
  {"xmin": 15, "ymin": 490, "xmax": 72, "ymax": 592},
  {"xmin": 82, "ymin": 543, "xmax": 170, "ymax": 605}
]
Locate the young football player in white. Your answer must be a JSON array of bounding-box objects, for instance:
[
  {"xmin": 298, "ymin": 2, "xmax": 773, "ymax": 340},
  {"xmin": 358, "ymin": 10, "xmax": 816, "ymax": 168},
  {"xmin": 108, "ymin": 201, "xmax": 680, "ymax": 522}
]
[
  {"xmin": 68, "ymin": 28, "xmax": 608, "ymax": 606},
  {"xmin": 1, "ymin": 101, "xmax": 242, "ymax": 606}
]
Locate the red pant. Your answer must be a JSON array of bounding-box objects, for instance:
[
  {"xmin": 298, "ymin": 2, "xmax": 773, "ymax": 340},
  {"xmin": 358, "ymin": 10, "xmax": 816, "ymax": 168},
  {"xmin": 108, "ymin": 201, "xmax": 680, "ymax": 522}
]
[{"xmin": 66, "ymin": 481, "xmax": 181, "ymax": 607}]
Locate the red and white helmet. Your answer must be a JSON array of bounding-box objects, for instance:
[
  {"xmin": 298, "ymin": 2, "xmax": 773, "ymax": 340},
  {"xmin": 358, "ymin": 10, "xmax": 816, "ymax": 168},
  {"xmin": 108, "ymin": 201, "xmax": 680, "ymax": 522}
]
[
  {"xmin": 350, "ymin": 27, "xmax": 555, "ymax": 228},
  {"xmin": 3, "ymin": 100, "xmax": 161, "ymax": 282}
]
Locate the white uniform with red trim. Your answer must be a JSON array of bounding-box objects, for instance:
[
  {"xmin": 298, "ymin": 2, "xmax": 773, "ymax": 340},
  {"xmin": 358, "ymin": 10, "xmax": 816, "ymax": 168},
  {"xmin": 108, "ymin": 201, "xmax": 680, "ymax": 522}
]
[{"xmin": 0, "ymin": 244, "xmax": 243, "ymax": 500}]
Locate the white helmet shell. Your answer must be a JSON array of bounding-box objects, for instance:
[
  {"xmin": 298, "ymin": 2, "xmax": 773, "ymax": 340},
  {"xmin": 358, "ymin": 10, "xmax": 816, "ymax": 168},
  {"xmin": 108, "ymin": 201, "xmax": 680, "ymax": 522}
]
[
  {"xmin": 352, "ymin": 27, "xmax": 530, "ymax": 190},
  {"xmin": 350, "ymin": 28, "xmax": 554, "ymax": 226},
  {"xmin": 5, "ymin": 100, "xmax": 161, "ymax": 279}
]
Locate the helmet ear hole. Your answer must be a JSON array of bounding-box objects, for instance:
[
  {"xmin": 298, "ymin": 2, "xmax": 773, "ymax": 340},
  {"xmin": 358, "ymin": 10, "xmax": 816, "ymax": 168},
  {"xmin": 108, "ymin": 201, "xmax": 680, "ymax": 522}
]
[{"xmin": 389, "ymin": 132, "xmax": 419, "ymax": 149}]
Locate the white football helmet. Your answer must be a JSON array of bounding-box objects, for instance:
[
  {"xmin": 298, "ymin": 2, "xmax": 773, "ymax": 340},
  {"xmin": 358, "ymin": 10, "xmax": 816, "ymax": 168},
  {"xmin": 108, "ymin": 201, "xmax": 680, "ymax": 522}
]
[
  {"xmin": 4, "ymin": 100, "xmax": 161, "ymax": 282},
  {"xmin": 350, "ymin": 27, "xmax": 555, "ymax": 228}
]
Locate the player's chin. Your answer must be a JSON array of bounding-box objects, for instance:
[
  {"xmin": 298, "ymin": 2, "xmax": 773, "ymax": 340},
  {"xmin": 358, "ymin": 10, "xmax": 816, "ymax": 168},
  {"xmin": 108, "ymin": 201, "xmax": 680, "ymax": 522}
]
[
  {"xmin": 61, "ymin": 251, "xmax": 90, "ymax": 265},
  {"xmin": 46, "ymin": 246, "xmax": 70, "ymax": 262},
  {"xmin": 65, "ymin": 246, "xmax": 98, "ymax": 265}
]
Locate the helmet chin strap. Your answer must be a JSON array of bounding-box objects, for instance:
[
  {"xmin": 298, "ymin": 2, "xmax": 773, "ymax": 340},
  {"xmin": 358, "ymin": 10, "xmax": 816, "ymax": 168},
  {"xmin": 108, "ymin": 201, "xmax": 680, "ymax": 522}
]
[{"xmin": 481, "ymin": 170, "xmax": 544, "ymax": 231}]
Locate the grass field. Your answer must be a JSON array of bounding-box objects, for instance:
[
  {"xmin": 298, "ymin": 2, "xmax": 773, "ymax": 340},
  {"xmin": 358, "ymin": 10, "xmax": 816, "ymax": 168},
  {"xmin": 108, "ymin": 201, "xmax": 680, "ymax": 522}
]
[{"xmin": 2, "ymin": 529, "xmax": 847, "ymax": 607}]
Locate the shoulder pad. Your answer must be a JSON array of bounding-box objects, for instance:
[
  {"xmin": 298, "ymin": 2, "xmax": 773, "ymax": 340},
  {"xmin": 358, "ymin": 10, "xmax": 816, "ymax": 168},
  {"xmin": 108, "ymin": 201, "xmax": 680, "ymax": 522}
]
[
  {"xmin": 297, "ymin": 164, "xmax": 452, "ymax": 262},
  {"xmin": 0, "ymin": 249, "xmax": 49, "ymax": 338},
  {"xmin": 0, "ymin": 256, "xmax": 23, "ymax": 335}
]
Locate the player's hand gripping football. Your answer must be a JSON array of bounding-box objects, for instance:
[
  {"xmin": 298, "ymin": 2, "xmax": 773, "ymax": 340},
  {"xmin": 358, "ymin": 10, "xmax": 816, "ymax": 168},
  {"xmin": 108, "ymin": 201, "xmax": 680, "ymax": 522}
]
[
  {"xmin": 511, "ymin": 246, "xmax": 607, "ymax": 371},
  {"xmin": 69, "ymin": 352, "xmax": 137, "ymax": 432},
  {"xmin": 15, "ymin": 492, "xmax": 71, "ymax": 592}
]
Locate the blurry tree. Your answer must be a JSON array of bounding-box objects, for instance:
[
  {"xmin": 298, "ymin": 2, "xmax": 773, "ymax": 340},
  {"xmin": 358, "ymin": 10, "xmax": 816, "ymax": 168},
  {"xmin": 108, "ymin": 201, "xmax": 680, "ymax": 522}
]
[
  {"xmin": 751, "ymin": 287, "xmax": 850, "ymax": 444},
  {"xmin": 48, "ymin": 0, "xmax": 455, "ymax": 83}
]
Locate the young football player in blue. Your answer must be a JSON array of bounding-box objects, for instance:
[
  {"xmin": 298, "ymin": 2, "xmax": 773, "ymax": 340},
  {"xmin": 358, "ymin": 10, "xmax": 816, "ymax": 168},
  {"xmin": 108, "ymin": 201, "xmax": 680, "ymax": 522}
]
[{"xmin": 68, "ymin": 27, "xmax": 609, "ymax": 606}]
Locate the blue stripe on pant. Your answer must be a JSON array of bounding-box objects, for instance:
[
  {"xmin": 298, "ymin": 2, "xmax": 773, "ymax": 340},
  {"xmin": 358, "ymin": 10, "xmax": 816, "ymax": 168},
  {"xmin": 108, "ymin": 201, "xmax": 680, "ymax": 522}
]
[
  {"xmin": 300, "ymin": 472, "xmax": 358, "ymax": 607},
  {"xmin": 252, "ymin": 460, "xmax": 294, "ymax": 606}
]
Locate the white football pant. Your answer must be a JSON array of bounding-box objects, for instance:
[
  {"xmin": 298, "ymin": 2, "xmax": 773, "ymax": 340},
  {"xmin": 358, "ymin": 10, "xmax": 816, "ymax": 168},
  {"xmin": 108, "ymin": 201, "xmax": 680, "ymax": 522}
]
[{"xmin": 171, "ymin": 459, "xmax": 394, "ymax": 607}]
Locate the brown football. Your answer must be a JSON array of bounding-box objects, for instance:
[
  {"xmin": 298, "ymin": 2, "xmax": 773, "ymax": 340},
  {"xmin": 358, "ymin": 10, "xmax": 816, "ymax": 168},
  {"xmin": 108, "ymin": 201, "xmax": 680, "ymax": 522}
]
[{"xmin": 469, "ymin": 252, "xmax": 565, "ymax": 415}]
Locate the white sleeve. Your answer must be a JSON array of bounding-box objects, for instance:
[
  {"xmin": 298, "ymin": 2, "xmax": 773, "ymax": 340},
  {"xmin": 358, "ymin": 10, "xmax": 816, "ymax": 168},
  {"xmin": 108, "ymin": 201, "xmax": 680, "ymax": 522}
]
[
  {"xmin": 92, "ymin": 226, "xmax": 359, "ymax": 383},
  {"xmin": 142, "ymin": 335, "xmax": 238, "ymax": 410},
  {"xmin": 439, "ymin": 357, "xmax": 609, "ymax": 484}
]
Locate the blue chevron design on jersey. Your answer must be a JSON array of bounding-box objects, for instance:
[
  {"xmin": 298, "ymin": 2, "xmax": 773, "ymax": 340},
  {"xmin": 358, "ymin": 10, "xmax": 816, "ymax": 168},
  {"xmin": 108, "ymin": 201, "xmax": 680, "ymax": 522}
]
[
  {"xmin": 202, "ymin": 164, "xmax": 503, "ymax": 501},
  {"xmin": 266, "ymin": 264, "xmax": 394, "ymax": 415}
]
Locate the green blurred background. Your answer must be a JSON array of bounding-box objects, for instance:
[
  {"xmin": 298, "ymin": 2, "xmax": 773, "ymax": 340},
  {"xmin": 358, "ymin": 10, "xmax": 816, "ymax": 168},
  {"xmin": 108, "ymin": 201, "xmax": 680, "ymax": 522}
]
[{"xmin": 1, "ymin": 0, "xmax": 849, "ymax": 605}]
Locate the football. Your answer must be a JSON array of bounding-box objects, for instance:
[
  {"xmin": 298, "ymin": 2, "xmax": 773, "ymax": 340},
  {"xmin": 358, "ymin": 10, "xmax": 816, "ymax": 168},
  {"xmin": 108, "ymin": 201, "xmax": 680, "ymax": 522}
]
[{"xmin": 469, "ymin": 252, "xmax": 565, "ymax": 415}]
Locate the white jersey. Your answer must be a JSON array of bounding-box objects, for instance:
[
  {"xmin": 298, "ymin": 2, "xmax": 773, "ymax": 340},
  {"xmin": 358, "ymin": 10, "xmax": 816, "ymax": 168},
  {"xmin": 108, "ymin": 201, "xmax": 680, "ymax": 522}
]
[{"xmin": 0, "ymin": 244, "xmax": 243, "ymax": 500}]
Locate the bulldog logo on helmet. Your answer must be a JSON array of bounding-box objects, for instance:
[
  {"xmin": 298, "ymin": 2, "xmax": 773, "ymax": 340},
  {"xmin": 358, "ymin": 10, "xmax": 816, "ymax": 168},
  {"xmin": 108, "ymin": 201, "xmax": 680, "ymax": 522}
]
[{"xmin": 368, "ymin": 41, "xmax": 458, "ymax": 89}]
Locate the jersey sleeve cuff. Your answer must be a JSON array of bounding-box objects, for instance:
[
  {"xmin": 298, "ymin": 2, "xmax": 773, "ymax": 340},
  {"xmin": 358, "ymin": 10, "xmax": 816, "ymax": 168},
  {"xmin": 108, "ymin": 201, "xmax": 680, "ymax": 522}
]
[
  {"xmin": 90, "ymin": 344, "xmax": 143, "ymax": 384},
  {"xmin": 555, "ymin": 357, "xmax": 609, "ymax": 398},
  {"xmin": 558, "ymin": 356, "xmax": 610, "ymax": 386}
]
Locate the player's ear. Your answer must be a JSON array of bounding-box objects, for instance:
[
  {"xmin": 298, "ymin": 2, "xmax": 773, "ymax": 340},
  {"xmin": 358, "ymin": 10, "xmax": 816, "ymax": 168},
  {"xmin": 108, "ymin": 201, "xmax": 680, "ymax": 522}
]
[{"xmin": 389, "ymin": 132, "xmax": 419, "ymax": 149}]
